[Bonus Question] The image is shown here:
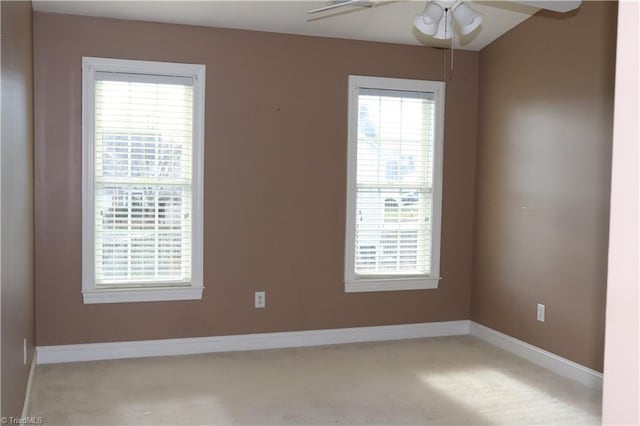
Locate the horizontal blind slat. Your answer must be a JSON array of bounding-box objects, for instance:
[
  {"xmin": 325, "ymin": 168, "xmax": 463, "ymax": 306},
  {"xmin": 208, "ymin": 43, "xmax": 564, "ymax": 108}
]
[{"xmin": 96, "ymin": 71, "xmax": 194, "ymax": 86}]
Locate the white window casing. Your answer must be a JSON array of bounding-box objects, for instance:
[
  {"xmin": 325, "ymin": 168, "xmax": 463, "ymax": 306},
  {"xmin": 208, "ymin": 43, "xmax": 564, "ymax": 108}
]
[
  {"xmin": 345, "ymin": 75, "xmax": 445, "ymax": 293},
  {"xmin": 82, "ymin": 57, "xmax": 205, "ymax": 303}
]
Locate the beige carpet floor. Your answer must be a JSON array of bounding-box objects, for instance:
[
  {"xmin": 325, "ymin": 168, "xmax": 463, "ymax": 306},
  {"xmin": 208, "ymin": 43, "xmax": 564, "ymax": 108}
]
[{"xmin": 28, "ymin": 336, "xmax": 602, "ymax": 425}]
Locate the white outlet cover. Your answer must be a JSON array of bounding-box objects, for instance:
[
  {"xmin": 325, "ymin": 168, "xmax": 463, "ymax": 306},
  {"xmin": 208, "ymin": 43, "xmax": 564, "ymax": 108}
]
[
  {"xmin": 255, "ymin": 291, "xmax": 266, "ymax": 308},
  {"xmin": 23, "ymin": 338, "xmax": 27, "ymax": 365},
  {"xmin": 537, "ymin": 304, "xmax": 545, "ymax": 322}
]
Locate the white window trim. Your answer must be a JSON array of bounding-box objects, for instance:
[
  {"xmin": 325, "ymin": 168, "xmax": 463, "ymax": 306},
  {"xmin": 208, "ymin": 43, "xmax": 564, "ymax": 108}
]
[
  {"xmin": 344, "ymin": 75, "xmax": 445, "ymax": 293},
  {"xmin": 81, "ymin": 57, "xmax": 205, "ymax": 304}
]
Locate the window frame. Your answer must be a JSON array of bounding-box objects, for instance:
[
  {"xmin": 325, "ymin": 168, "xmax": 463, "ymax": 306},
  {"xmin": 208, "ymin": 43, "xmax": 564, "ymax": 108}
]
[
  {"xmin": 81, "ymin": 57, "xmax": 206, "ymax": 304},
  {"xmin": 344, "ymin": 75, "xmax": 445, "ymax": 293}
]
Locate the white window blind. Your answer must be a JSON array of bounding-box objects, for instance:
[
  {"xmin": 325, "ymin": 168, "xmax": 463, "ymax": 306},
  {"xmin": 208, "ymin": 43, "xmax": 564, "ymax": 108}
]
[
  {"xmin": 345, "ymin": 76, "xmax": 445, "ymax": 292},
  {"xmin": 82, "ymin": 57, "xmax": 205, "ymax": 303},
  {"xmin": 355, "ymin": 88, "xmax": 435, "ymax": 276},
  {"xmin": 94, "ymin": 74, "xmax": 194, "ymax": 288}
]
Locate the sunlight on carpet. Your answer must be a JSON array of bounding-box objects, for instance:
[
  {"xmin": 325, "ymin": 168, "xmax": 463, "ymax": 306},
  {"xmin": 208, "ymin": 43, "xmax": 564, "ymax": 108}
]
[{"xmin": 420, "ymin": 368, "xmax": 600, "ymax": 425}]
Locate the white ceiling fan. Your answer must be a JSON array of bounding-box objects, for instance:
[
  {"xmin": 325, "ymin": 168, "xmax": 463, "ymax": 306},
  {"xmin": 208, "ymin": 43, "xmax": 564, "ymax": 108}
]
[{"xmin": 308, "ymin": 0, "xmax": 582, "ymax": 40}]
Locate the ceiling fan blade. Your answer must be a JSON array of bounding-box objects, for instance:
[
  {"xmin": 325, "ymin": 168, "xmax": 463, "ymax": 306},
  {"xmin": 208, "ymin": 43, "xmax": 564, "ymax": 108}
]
[
  {"xmin": 508, "ymin": 0, "xmax": 581, "ymax": 13},
  {"xmin": 307, "ymin": 0, "xmax": 375, "ymax": 15}
]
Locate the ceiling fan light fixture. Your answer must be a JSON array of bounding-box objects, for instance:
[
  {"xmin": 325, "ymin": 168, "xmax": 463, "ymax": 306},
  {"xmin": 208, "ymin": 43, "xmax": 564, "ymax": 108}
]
[
  {"xmin": 414, "ymin": 2, "xmax": 444, "ymax": 36},
  {"xmin": 432, "ymin": 9, "xmax": 453, "ymax": 40},
  {"xmin": 452, "ymin": 2, "xmax": 483, "ymax": 35}
]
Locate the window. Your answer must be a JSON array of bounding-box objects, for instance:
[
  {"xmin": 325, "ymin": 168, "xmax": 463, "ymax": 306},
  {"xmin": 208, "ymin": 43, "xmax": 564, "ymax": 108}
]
[
  {"xmin": 345, "ymin": 75, "xmax": 445, "ymax": 292},
  {"xmin": 82, "ymin": 57, "xmax": 205, "ymax": 304}
]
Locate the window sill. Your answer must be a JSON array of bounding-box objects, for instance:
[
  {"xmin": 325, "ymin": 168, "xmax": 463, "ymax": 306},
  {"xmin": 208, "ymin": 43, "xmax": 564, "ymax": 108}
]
[
  {"xmin": 345, "ymin": 277, "xmax": 439, "ymax": 293},
  {"xmin": 83, "ymin": 286, "xmax": 204, "ymax": 304}
]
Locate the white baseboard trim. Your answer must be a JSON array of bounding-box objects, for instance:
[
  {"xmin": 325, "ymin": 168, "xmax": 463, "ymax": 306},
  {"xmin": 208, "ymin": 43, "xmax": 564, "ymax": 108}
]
[
  {"xmin": 21, "ymin": 352, "xmax": 37, "ymax": 418},
  {"xmin": 36, "ymin": 320, "xmax": 470, "ymax": 364},
  {"xmin": 470, "ymin": 321, "xmax": 603, "ymax": 390},
  {"xmin": 35, "ymin": 320, "xmax": 603, "ymax": 391}
]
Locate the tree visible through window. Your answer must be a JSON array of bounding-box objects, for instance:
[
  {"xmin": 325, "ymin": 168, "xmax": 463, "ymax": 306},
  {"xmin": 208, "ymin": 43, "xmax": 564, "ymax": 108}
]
[{"xmin": 97, "ymin": 133, "xmax": 189, "ymax": 286}]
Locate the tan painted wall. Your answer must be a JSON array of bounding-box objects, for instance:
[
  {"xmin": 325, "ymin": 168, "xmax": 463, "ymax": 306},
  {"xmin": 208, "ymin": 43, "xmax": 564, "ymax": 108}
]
[
  {"xmin": 1, "ymin": 0, "xmax": 35, "ymax": 418},
  {"xmin": 472, "ymin": 2, "xmax": 617, "ymax": 372},
  {"xmin": 34, "ymin": 13, "xmax": 479, "ymax": 346}
]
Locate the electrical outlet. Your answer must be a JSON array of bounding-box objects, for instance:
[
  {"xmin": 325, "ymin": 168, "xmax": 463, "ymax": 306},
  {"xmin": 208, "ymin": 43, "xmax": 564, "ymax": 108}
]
[
  {"xmin": 23, "ymin": 338, "xmax": 27, "ymax": 365},
  {"xmin": 537, "ymin": 304, "xmax": 545, "ymax": 322},
  {"xmin": 255, "ymin": 291, "xmax": 266, "ymax": 308}
]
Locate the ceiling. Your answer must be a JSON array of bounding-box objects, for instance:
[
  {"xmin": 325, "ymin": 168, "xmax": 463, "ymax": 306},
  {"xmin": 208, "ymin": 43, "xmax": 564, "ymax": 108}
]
[{"xmin": 32, "ymin": 1, "xmax": 541, "ymax": 51}]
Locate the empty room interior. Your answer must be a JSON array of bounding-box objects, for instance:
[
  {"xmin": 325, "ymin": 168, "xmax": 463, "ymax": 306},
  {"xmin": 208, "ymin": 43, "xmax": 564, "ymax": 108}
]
[{"xmin": 1, "ymin": 0, "xmax": 638, "ymax": 425}]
